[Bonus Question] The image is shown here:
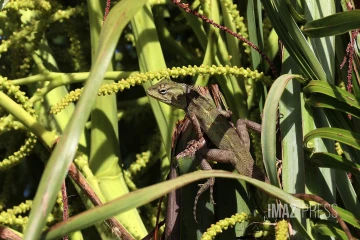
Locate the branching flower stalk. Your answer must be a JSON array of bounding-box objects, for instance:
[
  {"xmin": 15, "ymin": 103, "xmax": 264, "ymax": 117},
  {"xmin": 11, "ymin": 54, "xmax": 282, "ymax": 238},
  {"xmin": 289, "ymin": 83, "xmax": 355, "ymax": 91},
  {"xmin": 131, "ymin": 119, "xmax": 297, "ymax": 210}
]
[
  {"xmin": 9, "ymin": 71, "xmax": 135, "ymax": 104},
  {"xmin": 0, "ymin": 200, "xmax": 32, "ymax": 231},
  {"xmin": 340, "ymin": 29, "xmax": 359, "ymax": 93},
  {"xmin": 50, "ymin": 65, "xmax": 271, "ymax": 114},
  {"xmin": 0, "ymin": 77, "xmax": 37, "ymax": 170},
  {"xmin": 172, "ymin": 0, "xmax": 278, "ymax": 77},
  {"xmin": 0, "ymin": 5, "xmax": 86, "ymax": 55}
]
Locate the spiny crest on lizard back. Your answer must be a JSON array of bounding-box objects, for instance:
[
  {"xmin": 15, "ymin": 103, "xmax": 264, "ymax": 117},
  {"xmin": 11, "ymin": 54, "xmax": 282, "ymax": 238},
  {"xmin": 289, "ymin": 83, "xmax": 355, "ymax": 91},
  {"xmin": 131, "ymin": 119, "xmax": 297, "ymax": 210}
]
[{"xmin": 146, "ymin": 79, "xmax": 190, "ymax": 109}]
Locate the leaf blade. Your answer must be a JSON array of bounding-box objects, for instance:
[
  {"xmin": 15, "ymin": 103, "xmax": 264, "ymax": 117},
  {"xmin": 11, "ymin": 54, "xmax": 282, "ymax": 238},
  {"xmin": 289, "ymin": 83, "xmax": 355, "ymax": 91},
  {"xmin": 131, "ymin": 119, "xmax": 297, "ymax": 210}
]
[
  {"xmin": 23, "ymin": 1, "xmax": 147, "ymax": 239},
  {"xmin": 303, "ymin": 10, "xmax": 360, "ymax": 37},
  {"xmin": 44, "ymin": 170, "xmax": 307, "ymax": 239}
]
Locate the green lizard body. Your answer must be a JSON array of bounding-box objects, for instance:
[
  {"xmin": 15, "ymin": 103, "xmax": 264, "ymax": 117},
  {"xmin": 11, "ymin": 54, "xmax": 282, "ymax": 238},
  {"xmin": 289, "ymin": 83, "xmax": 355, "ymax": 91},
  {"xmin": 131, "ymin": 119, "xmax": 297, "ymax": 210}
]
[{"xmin": 146, "ymin": 79, "xmax": 267, "ymax": 181}]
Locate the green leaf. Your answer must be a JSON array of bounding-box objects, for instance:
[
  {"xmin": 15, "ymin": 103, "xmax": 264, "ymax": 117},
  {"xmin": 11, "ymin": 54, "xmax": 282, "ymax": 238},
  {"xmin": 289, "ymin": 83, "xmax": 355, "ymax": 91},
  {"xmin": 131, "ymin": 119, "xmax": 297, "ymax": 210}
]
[
  {"xmin": 305, "ymin": 94, "xmax": 360, "ymax": 119},
  {"xmin": 304, "ymin": 127, "xmax": 360, "ymax": 150},
  {"xmin": 334, "ymin": 206, "xmax": 360, "ymax": 229},
  {"xmin": 312, "ymin": 220, "xmax": 349, "ymax": 239},
  {"xmin": 303, "ymin": 10, "xmax": 360, "ymax": 37},
  {"xmin": 132, "ymin": 2, "xmax": 174, "ymax": 158},
  {"xmin": 309, "ymin": 152, "xmax": 360, "ymax": 176},
  {"xmin": 43, "ymin": 170, "xmax": 307, "ymax": 239},
  {"xmin": 247, "ymin": 0, "xmax": 263, "ymax": 71},
  {"xmin": 304, "ymin": 80, "xmax": 360, "ymax": 110},
  {"xmin": 22, "ymin": 1, "xmax": 147, "ymax": 239},
  {"xmin": 285, "ymin": 0, "xmax": 305, "ymax": 23},
  {"xmin": 262, "ymin": 74, "xmax": 306, "ymax": 186},
  {"xmin": 261, "ymin": 0, "xmax": 326, "ymax": 80}
]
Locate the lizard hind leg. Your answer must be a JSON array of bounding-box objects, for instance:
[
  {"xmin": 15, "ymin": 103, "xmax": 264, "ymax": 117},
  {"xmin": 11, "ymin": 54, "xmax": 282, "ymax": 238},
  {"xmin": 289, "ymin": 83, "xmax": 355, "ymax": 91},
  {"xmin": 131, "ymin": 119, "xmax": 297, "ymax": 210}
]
[
  {"xmin": 235, "ymin": 119, "xmax": 262, "ymax": 151},
  {"xmin": 235, "ymin": 119, "xmax": 251, "ymax": 150},
  {"xmin": 193, "ymin": 159, "xmax": 216, "ymax": 223}
]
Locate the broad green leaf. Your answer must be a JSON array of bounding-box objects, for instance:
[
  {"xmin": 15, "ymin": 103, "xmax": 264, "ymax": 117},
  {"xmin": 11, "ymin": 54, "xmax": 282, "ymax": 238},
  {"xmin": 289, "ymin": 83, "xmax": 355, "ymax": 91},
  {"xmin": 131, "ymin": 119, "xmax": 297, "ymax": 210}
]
[
  {"xmin": 132, "ymin": 2, "xmax": 174, "ymax": 158},
  {"xmin": 309, "ymin": 152, "xmax": 360, "ymax": 176},
  {"xmin": 247, "ymin": 0, "xmax": 263, "ymax": 71},
  {"xmin": 306, "ymin": 94, "xmax": 360, "ymax": 119},
  {"xmin": 87, "ymin": 0, "xmax": 147, "ymax": 237},
  {"xmin": 262, "ymin": 0, "xmax": 326, "ymax": 80},
  {"xmin": 304, "ymin": 80, "xmax": 360, "ymax": 110},
  {"xmin": 43, "ymin": 170, "xmax": 307, "ymax": 240},
  {"xmin": 262, "ymin": 74, "xmax": 306, "ymax": 186},
  {"xmin": 303, "ymin": 10, "xmax": 360, "ymax": 37},
  {"xmin": 279, "ymin": 52, "xmax": 307, "ymax": 231},
  {"xmin": 291, "ymin": 218, "xmax": 314, "ymax": 240},
  {"xmin": 304, "ymin": 128, "xmax": 360, "ymax": 150},
  {"xmin": 22, "ymin": 1, "xmax": 147, "ymax": 239},
  {"xmin": 333, "ymin": 206, "xmax": 360, "ymax": 229},
  {"xmin": 286, "ymin": 0, "xmax": 305, "ymax": 23},
  {"xmin": 322, "ymin": 110, "xmax": 360, "ymax": 220},
  {"xmin": 312, "ymin": 220, "xmax": 349, "ymax": 239},
  {"xmin": 302, "ymin": 1, "xmax": 337, "ymax": 218},
  {"xmin": 305, "ymin": 0, "xmax": 335, "ymax": 84}
]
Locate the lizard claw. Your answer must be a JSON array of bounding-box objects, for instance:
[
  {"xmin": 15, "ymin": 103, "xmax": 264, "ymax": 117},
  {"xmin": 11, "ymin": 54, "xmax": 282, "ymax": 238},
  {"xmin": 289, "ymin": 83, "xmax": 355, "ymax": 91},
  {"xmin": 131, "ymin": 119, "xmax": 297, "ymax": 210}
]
[{"xmin": 175, "ymin": 137, "xmax": 206, "ymax": 159}]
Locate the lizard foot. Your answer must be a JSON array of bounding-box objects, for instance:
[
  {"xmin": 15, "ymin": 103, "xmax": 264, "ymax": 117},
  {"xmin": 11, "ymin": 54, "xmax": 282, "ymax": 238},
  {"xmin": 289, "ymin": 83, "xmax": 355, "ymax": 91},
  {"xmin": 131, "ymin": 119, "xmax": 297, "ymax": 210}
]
[
  {"xmin": 175, "ymin": 137, "xmax": 206, "ymax": 159},
  {"xmin": 193, "ymin": 177, "xmax": 215, "ymax": 222}
]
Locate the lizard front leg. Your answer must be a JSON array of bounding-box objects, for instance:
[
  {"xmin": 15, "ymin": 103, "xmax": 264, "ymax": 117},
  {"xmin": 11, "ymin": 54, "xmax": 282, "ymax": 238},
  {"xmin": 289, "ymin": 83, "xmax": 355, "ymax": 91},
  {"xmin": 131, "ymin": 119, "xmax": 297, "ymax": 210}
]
[
  {"xmin": 188, "ymin": 112, "xmax": 203, "ymax": 140},
  {"xmin": 175, "ymin": 137, "xmax": 206, "ymax": 160}
]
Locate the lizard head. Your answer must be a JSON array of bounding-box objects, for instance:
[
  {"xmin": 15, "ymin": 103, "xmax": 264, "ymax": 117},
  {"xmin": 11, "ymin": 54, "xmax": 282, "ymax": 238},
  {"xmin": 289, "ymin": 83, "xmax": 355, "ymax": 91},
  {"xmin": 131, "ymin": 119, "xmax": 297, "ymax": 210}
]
[{"xmin": 146, "ymin": 79, "xmax": 189, "ymax": 109}]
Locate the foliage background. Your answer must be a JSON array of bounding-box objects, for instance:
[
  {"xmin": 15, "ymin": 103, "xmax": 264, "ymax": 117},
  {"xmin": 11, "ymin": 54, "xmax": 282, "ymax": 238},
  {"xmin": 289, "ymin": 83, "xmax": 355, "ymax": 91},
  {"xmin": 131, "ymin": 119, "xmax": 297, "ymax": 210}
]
[{"xmin": 0, "ymin": 0, "xmax": 360, "ymax": 239}]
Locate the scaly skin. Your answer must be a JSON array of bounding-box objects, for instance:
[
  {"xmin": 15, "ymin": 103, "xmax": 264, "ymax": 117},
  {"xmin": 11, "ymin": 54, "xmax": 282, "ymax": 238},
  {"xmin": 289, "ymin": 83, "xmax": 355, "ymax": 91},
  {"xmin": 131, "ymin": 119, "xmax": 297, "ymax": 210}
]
[{"xmin": 146, "ymin": 79, "xmax": 267, "ymax": 181}]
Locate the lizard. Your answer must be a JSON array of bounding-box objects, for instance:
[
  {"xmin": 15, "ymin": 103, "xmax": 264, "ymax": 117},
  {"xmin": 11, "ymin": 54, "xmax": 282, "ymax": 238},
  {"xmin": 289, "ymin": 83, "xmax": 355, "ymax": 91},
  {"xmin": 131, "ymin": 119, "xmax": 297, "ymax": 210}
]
[{"xmin": 146, "ymin": 79, "xmax": 269, "ymax": 220}]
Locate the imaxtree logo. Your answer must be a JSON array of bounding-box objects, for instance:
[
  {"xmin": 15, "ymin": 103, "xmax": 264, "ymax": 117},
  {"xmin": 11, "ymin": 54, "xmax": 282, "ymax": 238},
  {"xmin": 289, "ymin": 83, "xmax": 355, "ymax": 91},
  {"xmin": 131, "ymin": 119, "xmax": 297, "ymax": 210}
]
[{"xmin": 267, "ymin": 203, "xmax": 338, "ymax": 219}]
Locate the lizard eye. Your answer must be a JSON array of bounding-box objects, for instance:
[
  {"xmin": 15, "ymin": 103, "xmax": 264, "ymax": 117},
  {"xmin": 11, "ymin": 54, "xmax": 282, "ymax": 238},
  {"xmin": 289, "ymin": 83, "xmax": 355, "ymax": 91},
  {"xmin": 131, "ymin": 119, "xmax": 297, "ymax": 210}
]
[{"xmin": 159, "ymin": 88, "xmax": 167, "ymax": 95}]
